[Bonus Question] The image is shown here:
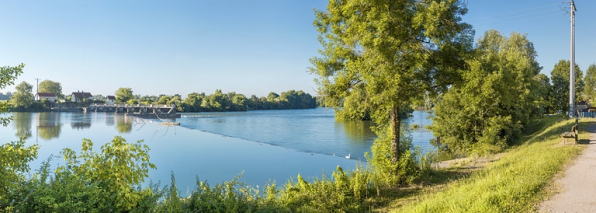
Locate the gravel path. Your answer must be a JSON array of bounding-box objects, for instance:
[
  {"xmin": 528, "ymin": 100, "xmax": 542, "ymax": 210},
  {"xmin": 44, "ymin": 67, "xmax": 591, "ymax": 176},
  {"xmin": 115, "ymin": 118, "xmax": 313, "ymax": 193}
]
[{"xmin": 539, "ymin": 123, "xmax": 596, "ymax": 212}]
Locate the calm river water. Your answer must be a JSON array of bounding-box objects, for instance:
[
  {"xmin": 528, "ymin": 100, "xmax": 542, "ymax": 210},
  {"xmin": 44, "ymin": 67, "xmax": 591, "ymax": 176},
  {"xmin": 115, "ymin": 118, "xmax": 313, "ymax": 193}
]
[{"xmin": 0, "ymin": 108, "xmax": 434, "ymax": 191}]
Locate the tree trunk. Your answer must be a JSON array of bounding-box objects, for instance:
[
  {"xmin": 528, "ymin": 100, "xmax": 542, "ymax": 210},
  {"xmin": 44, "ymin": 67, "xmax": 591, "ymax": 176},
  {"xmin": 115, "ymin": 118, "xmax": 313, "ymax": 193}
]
[{"xmin": 390, "ymin": 105, "xmax": 401, "ymax": 167}]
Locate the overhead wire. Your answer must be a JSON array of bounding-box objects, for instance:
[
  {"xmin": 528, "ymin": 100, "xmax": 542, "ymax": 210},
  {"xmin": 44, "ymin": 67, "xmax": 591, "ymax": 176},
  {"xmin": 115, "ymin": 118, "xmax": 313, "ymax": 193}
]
[
  {"xmin": 465, "ymin": 2, "xmax": 565, "ymax": 27},
  {"xmin": 469, "ymin": 3, "xmax": 560, "ymax": 22},
  {"xmin": 474, "ymin": 8, "xmax": 561, "ymax": 25},
  {"xmin": 497, "ymin": 13, "xmax": 563, "ymax": 26}
]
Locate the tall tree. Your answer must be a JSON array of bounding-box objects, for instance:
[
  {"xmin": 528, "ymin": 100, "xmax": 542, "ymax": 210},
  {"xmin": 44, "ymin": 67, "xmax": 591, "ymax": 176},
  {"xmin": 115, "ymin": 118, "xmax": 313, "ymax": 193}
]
[
  {"xmin": 535, "ymin": 73, "xmax": 552, "ymax": 114},
  {"xmin": 231, "ymin": 94, "xmax": 247, "ymax": 111},
  {"xmin": 38, "ymin": 79, "xmax": 63, "ymax": 99},
  {"xmin": 115, "ymin": 87, "xmax": 134, "ymax": 104},
  {"xmin": 184, "ymin": 93, "xmax": 203, "ymax": 112},
  {"xmin": 0, "ymin": 63, "xmax": 24, "ymax": 126},
  {"xmin": 11, "ymin": 81, "xmax": 33, "ymax": 109},
  {"xmin": 550, "ymin": 60, "xmax": 583, "ymax": 113},
  {"xmin": 430, "ymin": 30, "xmax": 542, "ymax": 155},
  {"xmin": 311, "ymin": 0, "xmax": 473, "ymax": 179},
  {"xmin": 583, "ymin": 64, "xmax": 596, "ymax": 105},
  {"xmin": 266, "ymin": 92, "xmax": 279, "ymax": 102}
]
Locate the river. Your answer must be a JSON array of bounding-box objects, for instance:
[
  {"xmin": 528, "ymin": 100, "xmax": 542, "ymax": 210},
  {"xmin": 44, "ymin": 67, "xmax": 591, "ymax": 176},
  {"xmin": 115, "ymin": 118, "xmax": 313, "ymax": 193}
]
[{"xmin": 0, "ymin": 108, "xmax": 434, "ymax": 191}]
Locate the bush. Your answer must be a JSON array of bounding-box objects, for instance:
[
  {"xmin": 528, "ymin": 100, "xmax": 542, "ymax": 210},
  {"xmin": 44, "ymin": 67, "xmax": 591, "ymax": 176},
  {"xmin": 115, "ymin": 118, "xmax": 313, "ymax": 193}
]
[{"xmin": 0, "ymin": 139, "xmax": 38, "ymax": 210}]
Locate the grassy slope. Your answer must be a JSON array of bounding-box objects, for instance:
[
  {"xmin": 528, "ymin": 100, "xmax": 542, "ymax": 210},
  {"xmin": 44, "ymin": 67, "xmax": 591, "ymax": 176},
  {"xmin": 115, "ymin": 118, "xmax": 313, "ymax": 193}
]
[{"xmin": 393, "ymin": 117, "xmax": 591, "ymax": 212}]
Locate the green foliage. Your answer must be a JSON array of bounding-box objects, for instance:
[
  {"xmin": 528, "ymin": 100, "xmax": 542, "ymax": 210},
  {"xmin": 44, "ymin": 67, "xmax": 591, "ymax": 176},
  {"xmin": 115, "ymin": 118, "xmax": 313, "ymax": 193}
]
[
  {"xmin": 430, "ymin": 30, "xmax": 542, "ymax": 156},
  {"xmin": 398, "ymin": 117, "xmax": 586, "ymax": 212},
  {"xmin": 535, "ymin": 73, "xmax": 552, "ymax": 115},
  {"xmin": 13, "ymin": 112, "xmax": 33, "ymax": 139},
  {"xmin": 97, "ymin": 89, "xmax": 316, "ymax": 112},
  {"xmin": 11, "ymin": 81, "xmax": 33, "ymax": 110},
  {"xmin": 0, "ymin": 63, "xmax": 24, "ymax": 126},
  {"xmin": 182, "ymin": 175, "xmax": 266, "ymax": 212},
  {"xmin": 38, "ymin": 79, "xmax": 63, "ymax": 99},
  {"xmin": 368, "ymin": 126, "xmax": 422, "ymax": 186},
  {"xmin": 0, "ymin": 64, "xmax": 40, "ymax": 210},
  {"xmin": 171, "ymin": 89, "xmax": 316, "ymax": 112},
  {"xmin": 549, "ymin": 59, "xmax": 583, "ymax": 113},
  {"xmin": 0, "ymin": 139, "xmax": 39, "ymax": 205},
  {"xmin": 58, "ymin": 136, "xmax": 156, "ymax": 211},
  {"xmin": 278, "ymin": 165, "xmax": 373, "ymax": 212},
  {"xmin": 334, "ymin": 85, "xmax": 371, "ymax": 121},
  {"xmin": 311, "ymin": 0, "xmax": 474, "ymax": 183},
  {"xmin": 583, "ymin": 64, "xmax": 596, "ymax": 105},
  {"xmin": 115, "ymin": 87, "xmax": 134, "ymax": 104},
  {"xmin": 5, "ymin": 155, "xmax": 162, "ymax": 212},
  {"xmin": 7, "ymin": 159, "xmax": 105, "ymax": 212},
  {"xmin": 151, "ymin": 165, "xmax": 375, "ymax": 212}
]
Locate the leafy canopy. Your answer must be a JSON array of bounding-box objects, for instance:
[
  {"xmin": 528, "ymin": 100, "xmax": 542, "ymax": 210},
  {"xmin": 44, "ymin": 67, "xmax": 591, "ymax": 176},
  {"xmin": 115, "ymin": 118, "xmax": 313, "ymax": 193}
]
[
  {"xmin": 430, "ymin": 30, "xmax": 542, "ymax": 155},
  {"xmin": 11, "ymin": 81, "xmax": 33, "ymax": 109},
  {"xmin": 310, "ymin": 0, "xmax": 473, "ymax": 181},
  {"xmin": 550, "ymin": 60, "xmax": 583, "ymax": 113},
  {"xmin": 0, "ymin": 63, "xmax": 24, "ymax": 125},
  {"xmin": 38, "ymin": 79, "xmax": 63, "ymax": 99},
  {"xmin": 0, "ymin": 63, "xmax": 39, "ymax": 207},
  {"xmin": 583, "ymin": 64, "xmax": 596, "ymax": 105},
  {"xmin": 59, "ymin": 136, "xmax": 156, "ymax": 211},
  {"xmin": 115, "ymin": 87, "xmax": 134, "ymax": 104}
]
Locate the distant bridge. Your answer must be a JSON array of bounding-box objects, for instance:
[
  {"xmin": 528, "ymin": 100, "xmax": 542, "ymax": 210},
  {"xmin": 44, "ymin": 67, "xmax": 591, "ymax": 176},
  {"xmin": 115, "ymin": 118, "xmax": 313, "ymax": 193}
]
[{"xmin": 84, "ymin": 104, "xmax": 181, "ymax": 119}]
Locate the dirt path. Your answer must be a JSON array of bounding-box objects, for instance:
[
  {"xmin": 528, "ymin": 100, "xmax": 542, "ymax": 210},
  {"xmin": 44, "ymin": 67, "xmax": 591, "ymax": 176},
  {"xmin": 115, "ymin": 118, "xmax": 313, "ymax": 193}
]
[{"xmin": 539, "ymin": 123, "xmax": 596, "ymax": 212}]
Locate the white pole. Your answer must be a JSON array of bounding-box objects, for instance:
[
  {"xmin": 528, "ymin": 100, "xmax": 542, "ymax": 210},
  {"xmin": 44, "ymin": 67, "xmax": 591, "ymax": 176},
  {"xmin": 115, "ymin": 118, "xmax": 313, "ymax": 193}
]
[{"xmin": 569, "ymin": 0, "xmax": 576, "ymax": 120}]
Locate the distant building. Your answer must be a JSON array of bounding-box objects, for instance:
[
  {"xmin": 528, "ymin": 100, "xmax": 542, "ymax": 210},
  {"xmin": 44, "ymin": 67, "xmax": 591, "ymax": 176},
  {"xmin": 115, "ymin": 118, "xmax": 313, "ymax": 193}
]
[
  {"xmin": 0, "ymin": 93, "xmax": 10, "ymax": 100},
  {"xmin": 577, "ymin": 101, "xmax": 589, "ymax": 112},
  {"xmin": 35, "ymin": 93, "xmax": 57, "ymax": 102},
  {"xmin": 71, "ymin": 91, "xmax": 93, "ymax": 102},
  {"xmin": 106, "ymin": 95, "xmax": 116, "ymax": 105}
]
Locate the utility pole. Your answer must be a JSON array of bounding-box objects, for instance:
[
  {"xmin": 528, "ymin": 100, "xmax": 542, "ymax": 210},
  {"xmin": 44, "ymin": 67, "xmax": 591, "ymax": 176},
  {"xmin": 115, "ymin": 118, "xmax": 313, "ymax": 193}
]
[
  {"xmin": 569, "ymin": 0, "xmax": 576, "ymax": 121},
  {"xmin": 35, "ymin": 78, "xmax": 40, "ymax": 97}
]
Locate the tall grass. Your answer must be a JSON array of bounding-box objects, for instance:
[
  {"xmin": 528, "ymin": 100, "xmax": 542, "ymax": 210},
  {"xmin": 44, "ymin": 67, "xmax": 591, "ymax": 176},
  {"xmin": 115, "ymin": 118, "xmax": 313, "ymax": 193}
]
[{"xmin": 395, "ymin": 117, "xmax": 589, "ymax": 212}]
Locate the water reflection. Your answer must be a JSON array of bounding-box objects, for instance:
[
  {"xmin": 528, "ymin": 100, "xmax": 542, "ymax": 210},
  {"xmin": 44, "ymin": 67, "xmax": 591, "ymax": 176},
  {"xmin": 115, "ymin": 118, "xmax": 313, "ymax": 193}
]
[
  {"xmin": 339, "ymin": 120, "xmax": 376, "ymax": 144},
  {"xmin": 71, "ymin": 113, "xmax": 92, "ymax": 130},
  {"xmin": 36, "ymin": 113, "xmax": 61, "ymax": 140},
  {"xmin": 106, "ymin": 114, "xmax": 115, "ymax": 126},
  {"xmin": 116, "ymin": 116, "xmax": 133, "ymax": 133},
  {"xmin": 13, "ymin": 112, "xmax": 33, "ymax": 139}
]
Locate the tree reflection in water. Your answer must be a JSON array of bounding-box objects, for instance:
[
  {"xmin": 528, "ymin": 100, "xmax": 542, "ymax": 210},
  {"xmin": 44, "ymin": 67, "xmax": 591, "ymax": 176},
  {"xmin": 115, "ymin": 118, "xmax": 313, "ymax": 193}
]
[
  {"xmin": 116, "ymin": 116, "xmax": 132, "ymax": 133},
  {"xmin": 36, "ymin": 112, "xmax": 61, "ymax": 140},
  {"xmin": 13, "ymin": 112, "xmax": 33, "ymax": 140},
  {"xmin": 71, "ymin": 113, "xmax": 92, "ymax": 130},
  {"xmin": 340, "ymin": 120, "xmax": 376, "ymax": 144}
]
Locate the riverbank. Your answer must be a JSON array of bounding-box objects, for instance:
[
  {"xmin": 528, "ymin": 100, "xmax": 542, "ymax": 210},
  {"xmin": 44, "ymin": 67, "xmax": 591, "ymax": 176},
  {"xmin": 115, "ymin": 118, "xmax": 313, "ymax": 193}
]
[{"xmin": 380, "ymin": 117, "xmax": 590, "ymax": 212}]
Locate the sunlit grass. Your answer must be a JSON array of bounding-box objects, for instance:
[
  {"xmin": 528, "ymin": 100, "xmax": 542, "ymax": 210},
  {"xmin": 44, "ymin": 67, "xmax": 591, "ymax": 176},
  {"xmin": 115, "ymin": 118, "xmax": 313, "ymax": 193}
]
[{"xmin": 392, "ymin": 117, "xmax": 590, "ymax": 212}]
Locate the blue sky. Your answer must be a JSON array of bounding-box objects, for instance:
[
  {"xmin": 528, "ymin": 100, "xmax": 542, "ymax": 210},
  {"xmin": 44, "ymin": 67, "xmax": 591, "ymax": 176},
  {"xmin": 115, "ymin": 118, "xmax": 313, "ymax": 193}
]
[{"xmin": 1, "ymin": 0, "xmax": 594, "ymax": 98}]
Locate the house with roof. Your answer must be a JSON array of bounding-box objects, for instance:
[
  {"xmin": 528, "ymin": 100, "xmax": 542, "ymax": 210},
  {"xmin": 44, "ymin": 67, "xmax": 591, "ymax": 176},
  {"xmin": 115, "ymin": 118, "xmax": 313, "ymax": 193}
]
[
  {"xmin": 106, "ymin": 95, "xmax": 116, "ymax": 105},
  {"xmin": 35, "ymin": 93, "xmax": 57, "ymax": 102},
  {"xmin": 577, "ymin": 101, "xmax": 590, "ymax": 112},
  {"xmin": 71, "ymin": 91, "xmax": 93, "ymax": 102}
]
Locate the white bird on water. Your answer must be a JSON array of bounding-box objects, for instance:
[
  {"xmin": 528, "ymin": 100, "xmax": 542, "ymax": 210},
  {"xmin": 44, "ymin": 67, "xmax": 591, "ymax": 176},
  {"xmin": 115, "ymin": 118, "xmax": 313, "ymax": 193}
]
[{"xmin": 345, "ymin": 154, "xmax": 351, "ymax": 159}]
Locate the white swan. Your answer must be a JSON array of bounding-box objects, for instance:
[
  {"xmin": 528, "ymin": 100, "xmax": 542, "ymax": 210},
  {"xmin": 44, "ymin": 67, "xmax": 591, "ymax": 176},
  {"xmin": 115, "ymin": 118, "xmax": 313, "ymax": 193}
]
[{"xmin": 345, "ymin": 154, "xmax": 351, "ymax": 159}]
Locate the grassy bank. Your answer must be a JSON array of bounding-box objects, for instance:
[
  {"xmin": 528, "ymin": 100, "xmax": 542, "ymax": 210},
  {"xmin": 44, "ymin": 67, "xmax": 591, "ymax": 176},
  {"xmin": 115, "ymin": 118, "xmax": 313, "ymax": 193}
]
[{"xmin": 390, "ymin": 117, "xmax": 590, "ymax": 212}]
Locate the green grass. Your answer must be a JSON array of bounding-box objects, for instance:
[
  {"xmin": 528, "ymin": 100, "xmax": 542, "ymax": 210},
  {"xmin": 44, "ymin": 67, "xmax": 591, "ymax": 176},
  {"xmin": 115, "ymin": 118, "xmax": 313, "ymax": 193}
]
[{"xmin": 392, "ymin": 117, "xmax": 590, "ymax": 212}]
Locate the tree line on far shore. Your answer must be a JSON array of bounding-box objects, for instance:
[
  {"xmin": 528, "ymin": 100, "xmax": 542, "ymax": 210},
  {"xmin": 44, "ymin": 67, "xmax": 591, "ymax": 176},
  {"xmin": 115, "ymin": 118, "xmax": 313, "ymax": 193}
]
[
  {"xmin": 5, "ymin": 80, "xmax": 318, "ymax": 112},
  {"xmin": 114, "ymin": 88, "xmax": 317, "ymax": 112}
]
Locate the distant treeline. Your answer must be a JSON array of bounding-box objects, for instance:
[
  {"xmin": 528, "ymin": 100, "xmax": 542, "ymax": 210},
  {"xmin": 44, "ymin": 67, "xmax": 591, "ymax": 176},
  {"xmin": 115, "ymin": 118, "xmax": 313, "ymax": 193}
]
[{"xmin": 130, "ymin": 89, "xmax": 317, "ymax": 112}]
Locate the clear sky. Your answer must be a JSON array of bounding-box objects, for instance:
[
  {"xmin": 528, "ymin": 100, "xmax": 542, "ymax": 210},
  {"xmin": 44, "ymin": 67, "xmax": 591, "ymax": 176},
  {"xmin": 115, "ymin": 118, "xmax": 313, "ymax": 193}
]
[{"xmin": 1, "ymin": 0, "xmax": 594, "ymax": 98}]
